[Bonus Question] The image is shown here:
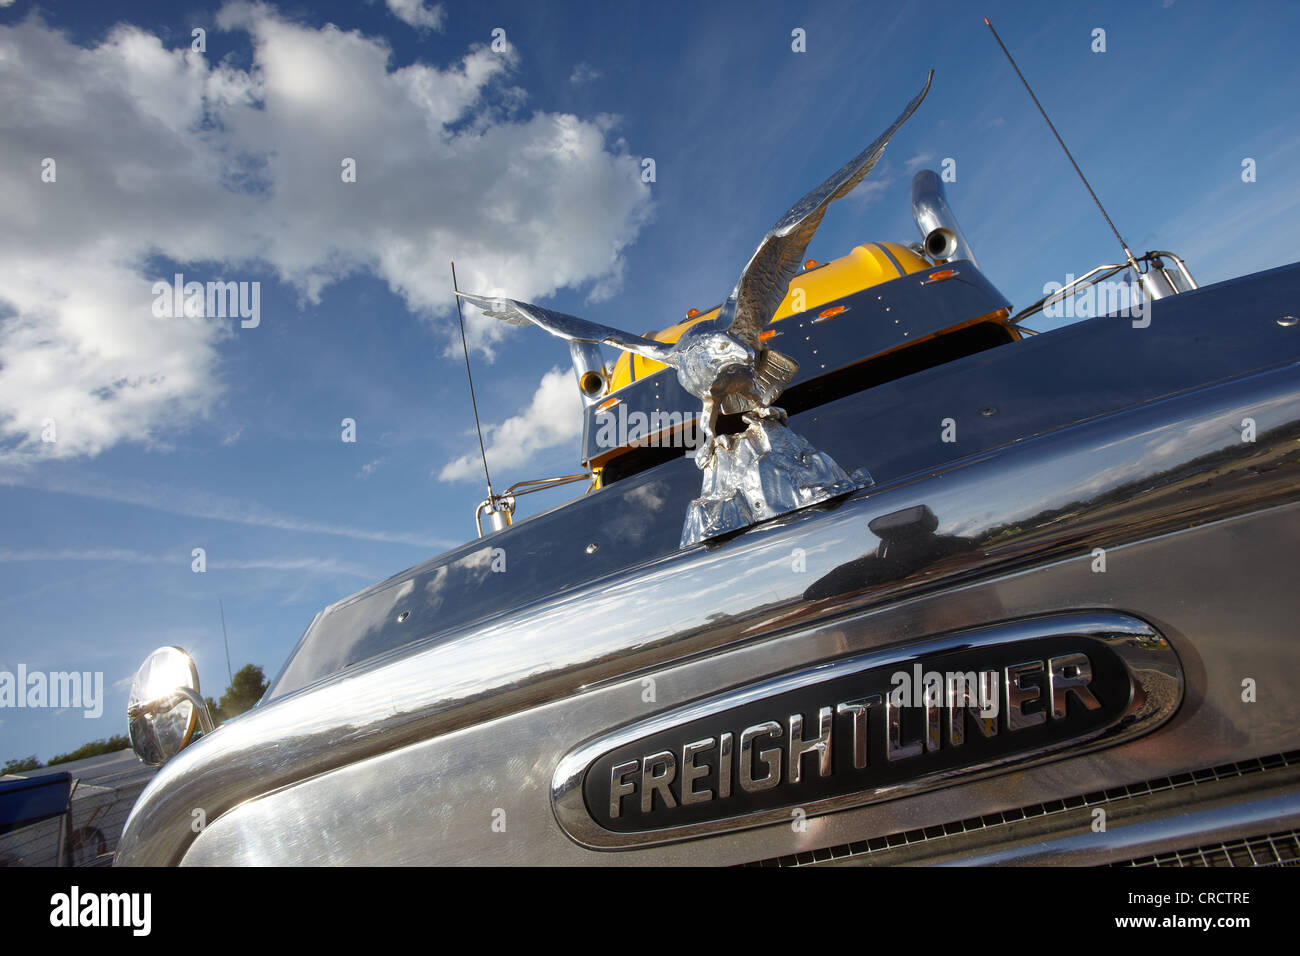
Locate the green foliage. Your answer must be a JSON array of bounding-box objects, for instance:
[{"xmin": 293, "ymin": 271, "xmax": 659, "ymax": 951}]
[
  {"xmin": 217, "ymin": 664, "xmax": 267, "ymax": 720},
  {"xmin": 2, "ymin": 755, "xmax": 43, "ymax": 775},
  {"xmin": 47, "ymin": 735, "xmax": 131, "ymax": 766}
]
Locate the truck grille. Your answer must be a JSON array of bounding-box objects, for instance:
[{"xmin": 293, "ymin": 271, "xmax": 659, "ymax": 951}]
[
  {"xmin": 745, "ymin": 750, "xmax": 1300, "ymax": 867},
  {"xmin": 1113, "ymin": 829, "xmax": 1300, "ymax": 867}
]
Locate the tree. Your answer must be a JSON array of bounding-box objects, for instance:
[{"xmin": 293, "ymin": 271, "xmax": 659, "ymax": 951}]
[
  {"xmin": 2, "ymin": 755, "xmax": 43, "ymax": 776},
  {"xmin": 217, "ymin": 664, "xmax": 268, "ymax": 720},
  {"xmin": 48, "ymin": 735, "xmax": 131, "ymax": 766}
]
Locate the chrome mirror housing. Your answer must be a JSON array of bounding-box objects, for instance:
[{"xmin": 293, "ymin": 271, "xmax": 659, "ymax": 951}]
[{"xmin": 127, "ymin": 646, "xmax": 215, "ymax": 766}]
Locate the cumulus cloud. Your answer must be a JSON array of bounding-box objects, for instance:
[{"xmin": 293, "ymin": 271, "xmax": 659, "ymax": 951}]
[
  {"xmin": 384, "ymin": 0, "xmax": 446, "ymax": 31},
  {"xmin": 0, "ymin": 5, "xmax": 651, "ymax": 465},
  {"xmin": 438, "ymin": 365, "xmax": 581, "ymax": 481}
]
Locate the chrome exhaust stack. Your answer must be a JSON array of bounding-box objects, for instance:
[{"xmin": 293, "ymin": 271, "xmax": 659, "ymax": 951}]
[
  {"xmin": 568, "ymin": 341, "xmax": 609, "ymax": 407},
  {"xmin": 911, "ymin": 170, "xmax": 978, "ymax": 267}
]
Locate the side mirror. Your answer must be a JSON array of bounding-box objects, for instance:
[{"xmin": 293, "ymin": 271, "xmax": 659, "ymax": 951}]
[{"xmin": 127, "ymin": 646, "xmax": 216, "ymax": 766}]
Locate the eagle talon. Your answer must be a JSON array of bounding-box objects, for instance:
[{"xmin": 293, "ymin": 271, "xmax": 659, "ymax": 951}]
[{"xmin": 746, "ymin": 405, "xmax": 787, "ymax": 426}]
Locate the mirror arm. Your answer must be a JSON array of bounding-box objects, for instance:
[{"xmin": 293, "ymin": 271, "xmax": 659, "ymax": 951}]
[
  {"xmin": 129, "ymin": 687, "xmax": 216, "ymax": 734},
  {"xmin": 176, "ymin": 686, "xmax": 217, "ymax": 734}
]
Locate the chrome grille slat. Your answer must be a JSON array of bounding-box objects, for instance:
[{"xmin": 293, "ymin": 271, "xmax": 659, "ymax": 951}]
[
  {"xmin": 1115, "ymin": 829, "xmax": 1300, "ymax": 867},
  {"xmin": 744, "ymin": 750, "xmax": 1300, "ymax": 866}
]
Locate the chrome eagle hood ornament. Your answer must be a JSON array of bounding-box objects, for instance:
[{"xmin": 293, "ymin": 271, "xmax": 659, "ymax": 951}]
[{"xmin": 460, "ymin": 71, "xmax": 934, "ymax": 547}]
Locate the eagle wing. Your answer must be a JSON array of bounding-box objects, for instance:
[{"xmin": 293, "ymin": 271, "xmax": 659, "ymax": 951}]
[
  {"xmin": 717, "ymin": 71, "xmax": 934, "ymax": 349},
  {"xmin": 456, "ymin": 291, "xmax": 677, "ymax": 365},
  {"xmin": 754, "ymin": 347, "xmax": 799, "ymax": 405}
]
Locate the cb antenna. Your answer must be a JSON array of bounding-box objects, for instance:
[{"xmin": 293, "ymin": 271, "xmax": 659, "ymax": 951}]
[
  {"xmin": 984, "ymin": 17, "xmax": 1141, "ymax": 276},
  {"xmin": 451, "ymin": 262, "xmax": 494, "ymax": 501},
  {"xmin": 219, "ymin": 597, "xmax": 233, "ymax": 687}
]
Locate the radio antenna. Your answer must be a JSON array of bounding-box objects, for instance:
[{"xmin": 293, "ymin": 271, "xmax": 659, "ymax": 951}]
[
  {"xmin": 984, "ymin": 17, "xmax": 1141, "ymax": 276},
  {"xmin": 451, "ymin": 262, "xmax": 494, "ymax": 500},
  {"xmin": 219, "ymin": 598, "xmax": 233, "ymax": 687}
]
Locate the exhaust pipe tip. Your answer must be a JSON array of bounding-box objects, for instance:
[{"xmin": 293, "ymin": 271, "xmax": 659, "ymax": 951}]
[
  {"xmin": 923, "ymin": 226, "xmax": 959, "ymax": 262},
  {"xmin": 568, "ymin": 341, "xmax": 608, "ymax": 406},
  {"xmin": 911, "ymin": 170, "xmax": 978, "ymax": 268}
]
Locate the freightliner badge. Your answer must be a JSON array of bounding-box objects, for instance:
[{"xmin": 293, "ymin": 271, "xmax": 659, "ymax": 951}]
[{"xmin": 551, "ymin": 613, "xmax": 1182, "ymax": 848}]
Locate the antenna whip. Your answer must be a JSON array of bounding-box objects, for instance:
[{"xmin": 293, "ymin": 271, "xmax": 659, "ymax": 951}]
[
  {"xmin": 451, "ymin": 262, "xmax": 494, "ymax": 500},
  {"xmin": 985, "ymin": 18, "xmax": 1141, "ymax": 274},
  {"xmin": 219, "ymin": 598, "xmax": 233, "ymax": 687}
]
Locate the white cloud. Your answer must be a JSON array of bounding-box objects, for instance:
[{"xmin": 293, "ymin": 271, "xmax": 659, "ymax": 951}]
[
  {"xmin": 0, "ymin": 5, "xmax": 651, "ymax": 465},
  {"xmin": 0, "ymin": 548, "xmax": 166, "ymax": 563},
  {"xmin": 0, "ymin": 470, "xmax": 453, "ymax": 548},
  {"xmin": 569, "ymin": 62, "xmax": 600, "ymax": 85},
  {"xmin": 847, "ymin": 175, "xmax": 893, "ymax": 208},
  {"xmin": 384, "ymin": 0, "xmax": 446, "ymax": 31},
  {"xmin": 438, "ymin": 365, "xmax": 581, "ymax": 481},
  {"xmin": 0, "ymin": 547, "xmax": 381, "ymax": 578}
]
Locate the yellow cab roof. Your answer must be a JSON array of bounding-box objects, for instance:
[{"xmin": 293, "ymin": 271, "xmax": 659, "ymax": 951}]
[{"xmin": 606, "ymin": 241, "xmax": 930, "ymax": 391}]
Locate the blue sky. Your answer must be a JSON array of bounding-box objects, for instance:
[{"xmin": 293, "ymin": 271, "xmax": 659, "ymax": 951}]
[{"xmin": 1, "ymin": 0, "xmax": 1298, "ymax": 764}]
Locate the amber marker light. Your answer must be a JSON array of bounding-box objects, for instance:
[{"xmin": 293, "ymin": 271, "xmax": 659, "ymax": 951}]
[
  {"xmin": 686, "ymin": 308, "xmax": 700, "ymax": 318},
  {"xmin": 817, "ymin": 305, "xmax": 847, "ymax": 319},
  {"xmin": 759, "ymin": 329, "xmax": 781, "ymax": 341},
  {"xmin": 597, "ymin": 396, "xmax": 621, "ymax": 412},
  {"xmin": 922, "ymin": 269, "xmax": 959, "ymax": 285}
]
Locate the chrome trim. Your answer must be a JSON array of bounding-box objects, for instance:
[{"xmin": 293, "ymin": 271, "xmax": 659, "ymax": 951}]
[
  {"xmin": 118, "ymin": 362, "xmax": 1300, "ymax": 866},
  {"xmin": 910, "ymin": 170, "xmax": 978, "ymax": 266},
  {"xmin": 937, "ymin": 783, "xmax": 1300, "ymax": 867},
  {"xmin": 776, "ymin": 752, "xmax": 1300, "ymax": 866},
  {"xmin": 171, "ymin": 502, "xmax": 1300, "ymax": 866},
  {"xmin": 1013, "ymin": 251, "xmax": 1198, "ymax": 326},
  {"xmin": 475, "ymin": 496, "xmax": 515, "ymax": 536},
  {"xmin": 1145, "ymin": 250, "xmax": 1198, "ymax": 295},
  {"xmin": 475, "ymin": 474, "xmax": 594, "ymax": 536},
  {"xmin": 550, "ymin": 612, "xmax": 1181, "ymax": 849}
]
